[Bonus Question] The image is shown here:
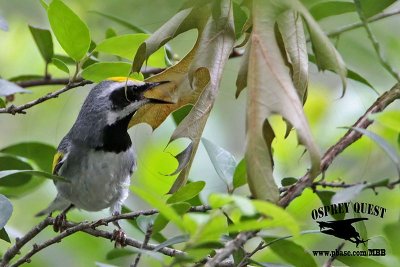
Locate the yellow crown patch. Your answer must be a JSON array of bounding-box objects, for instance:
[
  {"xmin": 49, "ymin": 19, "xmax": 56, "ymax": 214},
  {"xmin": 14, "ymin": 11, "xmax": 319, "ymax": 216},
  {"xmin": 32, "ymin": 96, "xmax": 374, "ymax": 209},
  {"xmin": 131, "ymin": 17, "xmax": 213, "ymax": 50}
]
[{"xmin": 107, "ymin": 77, "xmax": 142, "ymax": 83}]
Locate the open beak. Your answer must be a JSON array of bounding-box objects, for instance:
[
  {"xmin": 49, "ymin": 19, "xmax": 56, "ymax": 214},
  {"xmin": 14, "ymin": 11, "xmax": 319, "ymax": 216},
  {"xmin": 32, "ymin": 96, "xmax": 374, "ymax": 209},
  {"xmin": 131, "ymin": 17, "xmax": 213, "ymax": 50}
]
[{"xmin": 143, "ymin": 81, "xmax": 175, "ymax": 104}]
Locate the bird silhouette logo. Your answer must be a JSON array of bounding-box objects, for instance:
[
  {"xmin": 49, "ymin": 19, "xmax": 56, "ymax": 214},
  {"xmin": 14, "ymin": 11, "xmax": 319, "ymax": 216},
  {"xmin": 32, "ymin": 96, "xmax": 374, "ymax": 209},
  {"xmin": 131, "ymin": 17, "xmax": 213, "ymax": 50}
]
[{"xmin": 317, "ymin": 218, "xmax": 369, "ymax": 247}]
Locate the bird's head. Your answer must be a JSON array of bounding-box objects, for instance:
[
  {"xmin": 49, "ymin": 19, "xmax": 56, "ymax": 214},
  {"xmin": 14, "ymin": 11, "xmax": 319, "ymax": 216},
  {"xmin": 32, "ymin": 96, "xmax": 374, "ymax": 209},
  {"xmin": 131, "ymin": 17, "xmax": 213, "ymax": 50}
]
[
  {"xmin": 80, "ymin": 77, "xmax": 171, "ymax": 125},
  {"xmin": 69, "ymin": 77, "xmax": 171, "ymax": 147}
]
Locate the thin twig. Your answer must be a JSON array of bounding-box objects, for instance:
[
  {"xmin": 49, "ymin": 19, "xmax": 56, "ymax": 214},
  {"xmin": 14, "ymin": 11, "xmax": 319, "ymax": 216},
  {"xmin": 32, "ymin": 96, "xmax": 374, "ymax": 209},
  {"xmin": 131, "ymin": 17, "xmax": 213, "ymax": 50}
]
[
  {"xmin": 0, "ymin": 80, "xmax": 92, "ymax": 115},
  {"xmin": 16, "ymin": 77, "xmax": 81, "ymax": 88},
  {"xmin": 323, "ymin": 242, "xmax": 345, "ymax": 267},
  {"xmin": 354, "ymin": 0, "xmax": 400, "ymax": 82},
  {"xmin": 326, "ymin": 8, "xmax": 400, "ymax": 39},
  {"xmin": 131, "ymin": 224, "xmax": 153, "ymax": 267},
  {"xmin": 237, "ymin": 241, "xmax": 264, "ymax": 267},
  {"xmin": 206, "ymin": 83, "xmax": 400, "ymax": 266}
]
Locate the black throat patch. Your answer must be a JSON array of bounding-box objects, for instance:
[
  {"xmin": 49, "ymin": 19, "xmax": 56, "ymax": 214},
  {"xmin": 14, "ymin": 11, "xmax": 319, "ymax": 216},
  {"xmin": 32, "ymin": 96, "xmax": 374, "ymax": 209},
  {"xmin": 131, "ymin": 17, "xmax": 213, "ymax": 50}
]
[{"xmin": 96, "ymin": 115, "xmax": 133, "ymax": 153}]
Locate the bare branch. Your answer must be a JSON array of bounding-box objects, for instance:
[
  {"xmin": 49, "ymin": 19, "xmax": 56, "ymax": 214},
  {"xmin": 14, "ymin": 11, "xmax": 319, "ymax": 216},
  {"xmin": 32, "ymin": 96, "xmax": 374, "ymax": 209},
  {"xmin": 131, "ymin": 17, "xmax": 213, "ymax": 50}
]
[
  {"xmin": 0, "ymin": 80, "xmax": 92, "ymax": 115},
  {"xmin": 16, "ymin": 78, "xmax": 80, "ymax": 88},
  {"xmin": 0, "ymin": 205, "xmax": 211, "ymax": 267},
  {"xmin": 354, "ymin": 0, "xmax": 400, "ymax": 82}
]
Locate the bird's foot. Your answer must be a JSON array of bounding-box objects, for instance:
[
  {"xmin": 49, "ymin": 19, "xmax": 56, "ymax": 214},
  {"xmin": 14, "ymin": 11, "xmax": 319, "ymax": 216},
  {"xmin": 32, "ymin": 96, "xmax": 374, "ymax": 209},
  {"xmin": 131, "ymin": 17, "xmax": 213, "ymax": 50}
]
[
  {"xmin": 53, "ymin": 212, "xmax": 67, "ymax": 232},
  {"xmin": 111, "ymin": 228, "xmax": 127, "ymax": 248}
]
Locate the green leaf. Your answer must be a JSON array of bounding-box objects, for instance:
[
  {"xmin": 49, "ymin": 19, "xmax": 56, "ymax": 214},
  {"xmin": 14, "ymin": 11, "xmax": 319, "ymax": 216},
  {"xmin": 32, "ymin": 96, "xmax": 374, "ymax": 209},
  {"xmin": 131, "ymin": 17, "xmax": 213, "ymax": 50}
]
[
  {"xmin": 352, "ymin": 127, "xmax": 400, "ymax": 176},
  {"xmin": 0, "ymin": 79, "xmax": 31, "ymax": 97},
  {"xmin": 130, "ymin": 185, "xmax": 185, "ymax": 230},
  {"xmin": 310, "ymin": 2, "xmax": 355, "ymax": 21},
  {"xmin": 0, "ymin": 14, "xmax": 8, "ymax": 31},
  {"xmin": 153, "ymin": 202, "xmax": 190, "ymax": 233},
  {"xmin": 316, "ymin": 190, "xmax": 345, "ymax": 220},
  {"xmin": 52, "ymin": 58, "xmax": 70, "ymax": 74},
  {"xmin": 90, "ymin": 11, "xmax": 148, "ymax": 33},
  {"xmin": 96, "ymin": 34, "xmax": 166, "ymax": 67},
  {"xmin": 370, "ymin": 111, "xmax": 400, "ymax": 132},
  {"xmin": 383, "ymin": 221, "xmax": 400, "ymax": 259},
  {"xmin": 232, "ymin": 1, "xmax": 247, "ymax": 39},
  {"xmin": 337, "ymin": 256, "xmax": 386, "ymax": 267},
  {"xmin": 186, "ymin": 213, "xmax": 227, "ymax": 244},
  {"xmin": 53, "ymin": 54, "xmax": 75, "ymax": 65},
  {"xmin": 252, "ymin": 200, "xmax": 300, "ymax": 236},
  {"xmin": 308, "ymin": 54, "xmax": 374, "ymax": 91},
  {"xmin": 0, "ymin": 156, "xmax": 33, "ymax": 188},
  {"xmin": 0, "ymin": 194, "xmax": 13, "ymax": 229},
  {"xmin": 81, "ymin": 62, "xmax": 131, "ymax": 82},
  {"xmin": 0, "ymin": 170, "xmax": 65, "ymax": 182},
  {"xmin": 172, "ymin": 105, "xmax": 193, "ymax": 125},
  {"xmin": 263, "ymin": 238, "xmax": 317, "ymax": 267},
  {"xmin": 48, "ymin": 0, "xmax": 90, "ymax": 61},
  {"xmin": 167, "ymin": 181, "xmax": 205, "ymax": 204},
  {"xmin": 360, "ymin": 0, "xmax": 396, "ymax": 18},
  {"xmin": 0, "ymin": 98, "xmax": 5, "ymax": 108},
  {"xmin": 331, "ymin": 183, "xmax": 366, "ymax": 204},
  {"xmin": 29, "ymin": 25, "xmax": 54, "ymax": 63},
  {"xmin": 281, "ymin": 177, "xmax": 298, "ymax": 186},
  {"xmin": 202, "ymin": 138, "xmax": 236, "ymax": 189},
  {"xmin": 105, "ymin": 248, "xmax": 136, "ymax": 260},
  {"xmin": 105, "ymin": 28, "xmax": 117, "ymax": 39},
  {"xmin": 1, "ymin": 142, "xmax": 57, "ymax": 172},
  {"xmin": 233, "ymin": 159, "xmax": 247, "ymax": 189},
  {"xmin": 0, "ymin": 227, "xmax": 10, "ymax": 243},
  {"xmin": 39, "ymin": 0, "xmax": 49, "ymax": 10},
  {"xmin": 299, "ymin": 3, "xmax": 347, "ymax": 93},
  {"xmin": 8, "ymin": 75, "xmax": 44, "ymax": 82},
  {"xmin": 153, "ymin": 234, "xmax": 189, "ymax": 251},
  {"xmin": 136, "ymin": 214, "xmax": 156, "ymax": 233}
]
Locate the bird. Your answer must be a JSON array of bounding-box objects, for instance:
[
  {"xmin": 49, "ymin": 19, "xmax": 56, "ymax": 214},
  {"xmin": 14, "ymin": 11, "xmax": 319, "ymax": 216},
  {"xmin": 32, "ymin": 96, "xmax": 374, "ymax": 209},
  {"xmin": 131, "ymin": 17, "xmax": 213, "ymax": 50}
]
[{"xmin": 36, "ymin": 77, "xmax": 171, "ymax": 244}]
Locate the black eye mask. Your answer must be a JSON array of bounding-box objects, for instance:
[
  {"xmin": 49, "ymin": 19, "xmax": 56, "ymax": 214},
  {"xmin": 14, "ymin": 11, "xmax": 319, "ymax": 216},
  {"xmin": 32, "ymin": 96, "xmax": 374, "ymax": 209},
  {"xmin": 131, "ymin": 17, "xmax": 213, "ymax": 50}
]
[{"xmin": 109, "ymin": 86, "xmax": 141, "ymax": 110}]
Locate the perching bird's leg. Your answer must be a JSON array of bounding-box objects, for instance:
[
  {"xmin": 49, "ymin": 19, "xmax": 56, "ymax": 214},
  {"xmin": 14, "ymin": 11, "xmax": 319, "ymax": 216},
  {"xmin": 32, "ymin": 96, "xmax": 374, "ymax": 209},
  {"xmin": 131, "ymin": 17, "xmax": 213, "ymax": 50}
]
[
  {"xmin": 111, "ymin": 212, "xmax": 126, "ymax": 247},
  {"xmin": 53, "ymin": 204, "xmax": 74, "ymax": 232}
]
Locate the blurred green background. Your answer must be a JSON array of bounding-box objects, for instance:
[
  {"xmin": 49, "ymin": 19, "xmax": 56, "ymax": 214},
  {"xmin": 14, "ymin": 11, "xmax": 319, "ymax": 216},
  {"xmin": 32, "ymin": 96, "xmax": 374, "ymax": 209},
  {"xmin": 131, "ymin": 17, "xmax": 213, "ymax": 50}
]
[{"xmin": 1, "ymin": 0, "xmax": 400, "ymax": 266}]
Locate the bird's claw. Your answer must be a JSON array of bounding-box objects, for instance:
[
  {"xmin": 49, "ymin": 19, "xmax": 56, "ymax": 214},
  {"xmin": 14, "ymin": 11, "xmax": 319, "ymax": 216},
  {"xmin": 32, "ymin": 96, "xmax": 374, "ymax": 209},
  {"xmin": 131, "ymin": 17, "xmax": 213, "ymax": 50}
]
[
  {"xmin": 53, "ymin": 212, "xmax": 67, "ymax": 232},
  {"xmin": 111, "ymin": 228, "xmax": 127, "ymax": 248}
]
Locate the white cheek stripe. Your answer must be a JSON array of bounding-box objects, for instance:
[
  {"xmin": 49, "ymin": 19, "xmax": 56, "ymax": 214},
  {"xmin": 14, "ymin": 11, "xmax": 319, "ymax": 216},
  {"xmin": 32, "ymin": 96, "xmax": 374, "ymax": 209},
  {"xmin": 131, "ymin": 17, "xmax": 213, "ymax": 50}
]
[{"xmin": 107, "ymin": 101, "xmax": 143, "ymax": 125}]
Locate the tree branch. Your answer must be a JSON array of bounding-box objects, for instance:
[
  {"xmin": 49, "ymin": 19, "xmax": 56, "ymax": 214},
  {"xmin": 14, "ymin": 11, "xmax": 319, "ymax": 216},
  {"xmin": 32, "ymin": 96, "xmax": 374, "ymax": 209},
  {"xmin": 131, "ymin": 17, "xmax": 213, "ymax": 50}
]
[
  {"xmin": 206, "ymin": 83, "xmax": 400, "ymax": 266},
  {"xmin": 0, "ymin": 205, "xmax": 211, "ymax": 267},
  {"xmin": 323, "ymin": 242, "xmax": 345, "ymax": 267},
  {"xmin": 0, "ymin": 80, "xmax": 92, "ymax": 115}
]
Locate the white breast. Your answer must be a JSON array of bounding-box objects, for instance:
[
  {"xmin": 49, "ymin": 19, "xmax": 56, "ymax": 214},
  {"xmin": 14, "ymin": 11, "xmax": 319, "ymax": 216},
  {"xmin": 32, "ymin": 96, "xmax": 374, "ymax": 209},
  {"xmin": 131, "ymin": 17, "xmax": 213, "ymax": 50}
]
[{"xmin": 56, "ymin": 147, "xmax": 135, "ymax": 213}]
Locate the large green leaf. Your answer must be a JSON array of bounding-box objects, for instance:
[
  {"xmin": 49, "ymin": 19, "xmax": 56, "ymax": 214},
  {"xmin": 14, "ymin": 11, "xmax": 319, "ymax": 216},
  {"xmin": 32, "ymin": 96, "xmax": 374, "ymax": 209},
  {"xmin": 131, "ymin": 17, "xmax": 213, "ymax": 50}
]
[
  {"xmin": 47, "ymin": 0, "xmax": 91, "ymax": 61},
  {"xmin": 0, "ymin": 194, "xmax": 12, "ymax": 229},
  {"xmin": 1, "ymin": 142, "xmax": 56, "ymax": 172},
  {"xmin": 0, "ymin": 79, "xmax": 31, "ymax": 97},
  {"xmin": 233, "ymin": 159, "xmax": 247, "ymax": 189},
  {"xmin": 96, "ymin": 34, "xmax": 166, "ymax": 67},
  {"xmin": 167, "ymin": 181, "xmax": 205, "ymax": 204},
  {"xmin": 245, "ymin": 0, "xmax": 320, "ymax": 202},
  {"xmin": 81, "ymin": 62, "xmax": 131, "ymax": 82},
  {"xmin": 29, "ymin": 25, "xmax": 54, "ymax": 63},
  {"xmin": 263, "ymin": 238, "xmax": 317, "ymax": 267}
]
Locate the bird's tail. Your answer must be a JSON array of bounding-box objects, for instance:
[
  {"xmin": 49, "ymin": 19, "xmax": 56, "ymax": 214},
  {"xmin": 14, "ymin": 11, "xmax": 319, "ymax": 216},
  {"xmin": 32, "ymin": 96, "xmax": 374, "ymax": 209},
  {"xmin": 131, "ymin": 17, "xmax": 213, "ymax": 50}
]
[{"xmin": 35, "ymin": 195, "xmax": 70, "ymax": 217}]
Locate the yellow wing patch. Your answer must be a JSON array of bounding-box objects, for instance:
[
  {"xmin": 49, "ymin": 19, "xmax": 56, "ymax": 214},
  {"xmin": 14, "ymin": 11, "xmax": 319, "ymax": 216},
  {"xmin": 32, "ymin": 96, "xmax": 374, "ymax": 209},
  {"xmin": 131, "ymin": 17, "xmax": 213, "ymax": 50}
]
[
  {"xmin": 107, "ymin": 77, "xmax": 142, "ymax": 83},
  {"xmin": 52, "ymin": 152, "xmax": 64, "ymax": 175}
]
